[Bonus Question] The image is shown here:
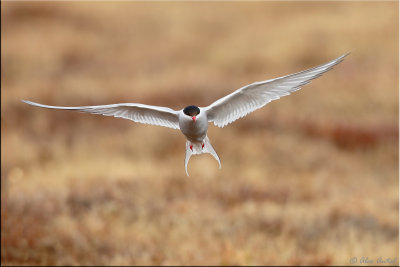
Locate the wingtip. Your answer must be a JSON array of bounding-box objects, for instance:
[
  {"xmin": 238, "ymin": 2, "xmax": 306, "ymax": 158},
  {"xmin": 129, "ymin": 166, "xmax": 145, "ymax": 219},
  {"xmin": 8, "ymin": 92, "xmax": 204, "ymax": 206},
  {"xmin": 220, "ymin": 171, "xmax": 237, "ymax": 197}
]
[
  {"xmin": 343, "ymin": 51, "xmax": 352, "ymax": 57},
  {"xmin": 339, "ymin": 51, "xmax": 351, "ymax": 60},
  {"xmin": 21, "ymin": 99, "xmax": 41, "ymax": 107},
  {"xmin": 21, "ymin": 99, "xmax": 38, "ymax": 106},
  {"xmin": 328, "ymin": 51, "xmax": 350, "ymax": 66}
]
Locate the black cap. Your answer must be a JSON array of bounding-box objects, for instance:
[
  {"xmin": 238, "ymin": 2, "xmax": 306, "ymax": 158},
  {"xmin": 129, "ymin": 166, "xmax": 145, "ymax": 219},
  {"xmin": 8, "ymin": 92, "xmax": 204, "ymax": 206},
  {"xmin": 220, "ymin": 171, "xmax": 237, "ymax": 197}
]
[{"xmin": 183, "ymin": 105, "xmax": 200, "ymax": 116}]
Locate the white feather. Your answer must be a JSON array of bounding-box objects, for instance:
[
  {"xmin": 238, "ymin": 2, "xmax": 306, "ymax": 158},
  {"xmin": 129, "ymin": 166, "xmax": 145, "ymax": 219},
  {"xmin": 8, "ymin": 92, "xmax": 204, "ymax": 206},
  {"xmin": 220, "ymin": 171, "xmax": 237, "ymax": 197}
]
[
  {"xmin": 21, "ymin": 100, "xmax": 180, "ymax": 129},
  {"xmin": 204, "ymin": 53, "xmax": 349, "ymax": 128}
]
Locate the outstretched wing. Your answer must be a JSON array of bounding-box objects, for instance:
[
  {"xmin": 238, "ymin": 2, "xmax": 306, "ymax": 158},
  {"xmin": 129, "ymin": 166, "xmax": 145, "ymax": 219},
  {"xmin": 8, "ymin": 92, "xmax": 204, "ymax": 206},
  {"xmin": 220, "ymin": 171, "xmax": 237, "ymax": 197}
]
[
  {"xmin": 204, "ymin": 53, "xmax": 349, "ymax": 128},
  {"xmin": 22, "ymin": 100, "xmax": 180, "ymax": 129}
]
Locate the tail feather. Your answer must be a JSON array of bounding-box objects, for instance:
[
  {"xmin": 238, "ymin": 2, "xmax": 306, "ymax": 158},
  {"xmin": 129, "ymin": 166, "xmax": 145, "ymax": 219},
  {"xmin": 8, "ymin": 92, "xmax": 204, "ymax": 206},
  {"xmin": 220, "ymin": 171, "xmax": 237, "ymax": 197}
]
[{"xmin": 184, "ymin": 135, "xmax": 221, "ymax": 176}]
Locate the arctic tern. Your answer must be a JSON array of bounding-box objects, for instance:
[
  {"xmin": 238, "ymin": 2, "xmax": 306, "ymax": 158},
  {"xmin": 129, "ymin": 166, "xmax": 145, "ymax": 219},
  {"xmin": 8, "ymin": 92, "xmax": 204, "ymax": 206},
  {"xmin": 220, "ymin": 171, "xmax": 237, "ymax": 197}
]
[{"xmin": 22, "ymin": 53, "xmax": 349, "ymax": 175}]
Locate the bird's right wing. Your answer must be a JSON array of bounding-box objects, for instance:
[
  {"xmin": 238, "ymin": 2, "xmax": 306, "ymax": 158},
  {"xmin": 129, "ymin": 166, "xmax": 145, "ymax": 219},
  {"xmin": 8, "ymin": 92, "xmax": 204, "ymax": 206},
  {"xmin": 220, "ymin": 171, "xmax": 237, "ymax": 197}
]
[{"xmin": 22, "ymin": 100, "xmax": 180, "ymax": 129}]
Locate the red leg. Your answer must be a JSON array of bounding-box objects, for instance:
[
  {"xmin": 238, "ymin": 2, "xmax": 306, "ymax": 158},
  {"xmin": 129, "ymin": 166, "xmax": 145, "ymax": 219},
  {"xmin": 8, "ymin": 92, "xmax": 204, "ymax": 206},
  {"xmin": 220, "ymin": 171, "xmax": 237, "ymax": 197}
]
[
  {"xmin": 190, "ymin": 144, "xmax": 193, "ymax": 151},
  {"xmin": 202, "ymin": 143, "xmax": 204, "ymax": 149}
]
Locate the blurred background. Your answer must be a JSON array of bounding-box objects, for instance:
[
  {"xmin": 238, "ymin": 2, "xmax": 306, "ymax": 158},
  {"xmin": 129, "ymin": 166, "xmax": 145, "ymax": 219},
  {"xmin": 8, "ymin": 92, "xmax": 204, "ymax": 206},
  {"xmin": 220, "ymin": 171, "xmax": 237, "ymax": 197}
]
[{"xmin": 1, "ymin": 1, "xmax": 398, "ymax": 266}]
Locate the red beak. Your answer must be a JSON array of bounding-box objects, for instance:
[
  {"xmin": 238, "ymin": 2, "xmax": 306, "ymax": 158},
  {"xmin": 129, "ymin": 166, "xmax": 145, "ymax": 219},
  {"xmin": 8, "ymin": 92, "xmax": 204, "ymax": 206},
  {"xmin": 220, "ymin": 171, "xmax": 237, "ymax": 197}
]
[{"xmin": 192, "ymin": 116, "xmax": 196, "ymax": 122}]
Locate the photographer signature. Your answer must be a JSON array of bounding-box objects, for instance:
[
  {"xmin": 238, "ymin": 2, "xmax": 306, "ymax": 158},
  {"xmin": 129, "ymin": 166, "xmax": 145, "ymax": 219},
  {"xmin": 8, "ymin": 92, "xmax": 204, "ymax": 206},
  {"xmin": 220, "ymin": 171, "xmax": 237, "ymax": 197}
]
[{"xmin": 350, "ymin": 256, "xmax": 397, "ymax": 264}]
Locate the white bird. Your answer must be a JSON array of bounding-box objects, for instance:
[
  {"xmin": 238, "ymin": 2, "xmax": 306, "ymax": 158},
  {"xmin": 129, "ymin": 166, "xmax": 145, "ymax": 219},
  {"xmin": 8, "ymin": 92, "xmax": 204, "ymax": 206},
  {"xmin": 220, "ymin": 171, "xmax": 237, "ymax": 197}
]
[{"xmin": 22, "ymin": 53, "xmax": 349, "ymax": 176}]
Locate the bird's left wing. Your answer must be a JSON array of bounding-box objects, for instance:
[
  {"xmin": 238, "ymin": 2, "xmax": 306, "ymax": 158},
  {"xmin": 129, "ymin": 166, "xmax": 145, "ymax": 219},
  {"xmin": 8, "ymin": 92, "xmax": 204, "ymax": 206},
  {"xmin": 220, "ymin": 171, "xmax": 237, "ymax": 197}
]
[
  {"xmin": 22, "ymin": 100, "xmax": 180, "ymax": 129},
  {"xmin": 204, "ymin": 53, "xmax": 349, "ymax": 128}
]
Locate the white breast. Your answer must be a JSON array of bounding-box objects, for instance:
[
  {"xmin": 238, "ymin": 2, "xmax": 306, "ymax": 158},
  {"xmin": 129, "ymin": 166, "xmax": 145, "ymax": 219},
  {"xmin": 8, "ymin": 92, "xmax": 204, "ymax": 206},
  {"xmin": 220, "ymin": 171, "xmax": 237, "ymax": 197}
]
[{"xmin": 178, "ymin": 108, "xmax": 208, "ymax": 142}]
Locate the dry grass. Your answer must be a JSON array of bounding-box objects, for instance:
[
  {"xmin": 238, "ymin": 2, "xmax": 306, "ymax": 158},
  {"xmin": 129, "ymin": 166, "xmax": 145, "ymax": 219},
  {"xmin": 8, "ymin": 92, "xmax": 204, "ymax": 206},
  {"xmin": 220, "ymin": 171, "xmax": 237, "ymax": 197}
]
[{"xmin": 1, "ymin": 2, "xmax": 398, "ymax": 266}]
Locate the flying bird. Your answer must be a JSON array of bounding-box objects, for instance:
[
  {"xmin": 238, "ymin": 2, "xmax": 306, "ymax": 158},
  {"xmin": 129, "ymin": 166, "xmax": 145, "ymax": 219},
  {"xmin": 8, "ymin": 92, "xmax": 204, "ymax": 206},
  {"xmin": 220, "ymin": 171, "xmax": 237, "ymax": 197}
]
[{"xmin": 22, "ymin": 53, "xmax": 349, "ymax": 175}]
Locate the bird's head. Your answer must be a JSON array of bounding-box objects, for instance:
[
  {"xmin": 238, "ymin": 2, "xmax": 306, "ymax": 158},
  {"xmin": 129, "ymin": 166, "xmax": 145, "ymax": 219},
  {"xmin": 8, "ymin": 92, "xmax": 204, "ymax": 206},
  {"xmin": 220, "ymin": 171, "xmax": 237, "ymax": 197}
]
[{"xmin": 183, "ymin": 105, "xmax": 200, "ymax": 122}]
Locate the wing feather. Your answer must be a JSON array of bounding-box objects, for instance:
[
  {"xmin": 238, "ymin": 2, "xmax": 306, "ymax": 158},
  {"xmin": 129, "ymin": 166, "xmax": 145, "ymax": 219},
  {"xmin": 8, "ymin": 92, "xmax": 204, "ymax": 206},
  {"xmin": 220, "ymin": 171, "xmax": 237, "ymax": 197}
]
[
  {"xmin": 205, "ymin": 53, "xmax": 349, "ymax": 128},
  {"xmin": 21, "ymin": 100, "xmax": 180, "ymax": 129}
]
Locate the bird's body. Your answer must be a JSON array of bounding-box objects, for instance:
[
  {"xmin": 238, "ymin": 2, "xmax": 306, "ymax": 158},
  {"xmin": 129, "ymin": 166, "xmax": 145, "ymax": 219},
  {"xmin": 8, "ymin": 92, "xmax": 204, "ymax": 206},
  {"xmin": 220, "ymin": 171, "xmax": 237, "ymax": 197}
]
[
  {"xmin": 179, "ymin": 106, "xmax": 208, "ymax": 143},
  {"xmin": 22, "ymin": 53, "xmax": 349, "ymax": 175}
]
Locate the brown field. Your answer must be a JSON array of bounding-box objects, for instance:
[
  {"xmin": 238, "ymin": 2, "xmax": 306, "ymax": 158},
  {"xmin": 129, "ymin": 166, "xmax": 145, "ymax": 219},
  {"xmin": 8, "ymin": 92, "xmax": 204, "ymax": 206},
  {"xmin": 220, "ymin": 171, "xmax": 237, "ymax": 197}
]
[{"xmin": 1, "ymin": 2, "xmax": 399, "ymax": 266}]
